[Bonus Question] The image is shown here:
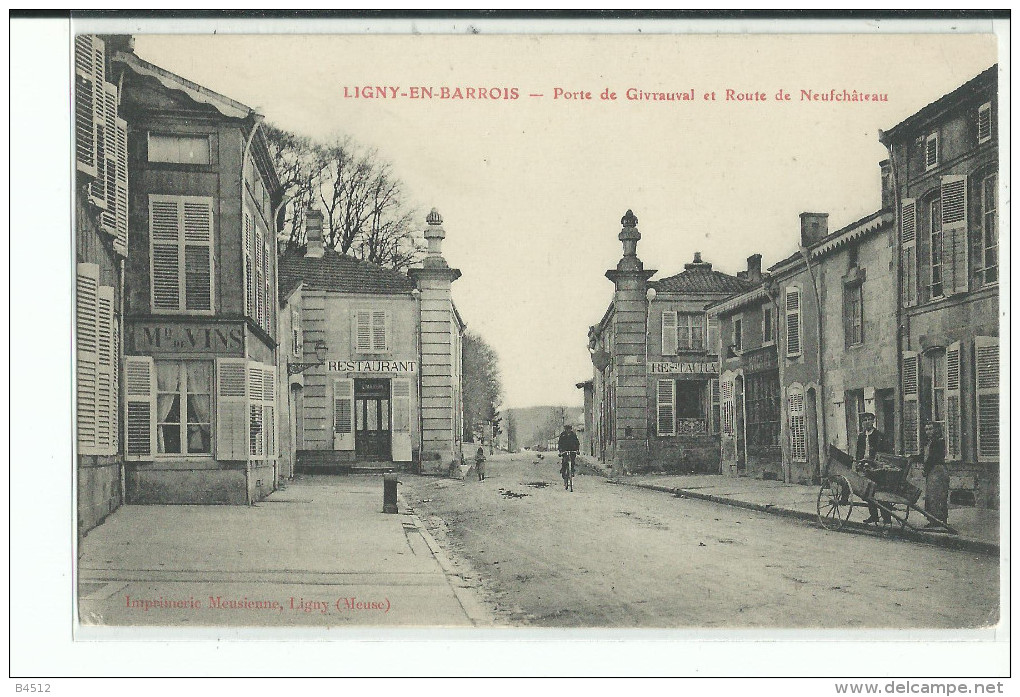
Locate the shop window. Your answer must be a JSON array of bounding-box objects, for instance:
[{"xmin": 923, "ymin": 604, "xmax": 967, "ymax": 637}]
[
  {"xmin": 148, "ymin": 133, "xmax": 211, "ymax": 165},
  {"xmin": 746, "ymin": 371, "xmax": 779, "ymax": 449},
  {"xmin": 980, "ymin": 173, "xmax": 998, "ymax": 285},
  {"xmin": 156, "ymin": 360, "xmax": 212, "ymax": 455},
  {"xmin": 149, "ymin": 195, "xmax": 215, "ymax": 313}
]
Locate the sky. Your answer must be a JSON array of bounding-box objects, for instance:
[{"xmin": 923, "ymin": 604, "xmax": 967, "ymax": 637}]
[{"xmin": 124, "ymin": 25, "xmax": 998, "ymax": 409}]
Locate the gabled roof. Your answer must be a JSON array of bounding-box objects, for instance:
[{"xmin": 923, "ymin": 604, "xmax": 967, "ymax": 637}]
[
  {"xmin": 768, "ymin": 209, "xmax": 890, "ymax": 275},
  {"xmin": 278, "ymin": 251, "xmax": 416, "ymax": 299},
  {"xmin": 650, "ymin": 265, "xmax": 756, "ymax": 294},
  {"xmin": 881, "ymin": 65, "xmax": 997, "ymax": 144}
]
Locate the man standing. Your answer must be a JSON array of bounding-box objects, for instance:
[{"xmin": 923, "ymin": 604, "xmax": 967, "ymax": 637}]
[
  {"xmin": 921, "ymin": 422, "xmax": 949, "ymax": 528},
  {"xmin": 854, "ymin": 412, "xmax": 890, "ymax": 524}
]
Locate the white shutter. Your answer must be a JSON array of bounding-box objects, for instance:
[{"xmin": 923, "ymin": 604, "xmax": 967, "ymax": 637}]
[
  {"xmin": 149, "ymin": 196, "xmax": 181, "ymax": 311},
  {"xmin": 900, "ymin": 199, "xmax": 918, "ymax": 307},
  {"xmin": 656, "ymin": 379, "xmax": 675, "ymax": 436},
  {"xmin": 721, "ymin": 377, "xmax": 734, "ymax": 435},
  {"xmin": 925, "ymin": 132, "xmax": 939, "ymax": 169},
  {"xmin": 333, "ymin": 378, "xmax": 355, "ymax": 451},
  {"xmin": 263, "ymin": 231, "xmax": 273, "ymax": 334},
  {"xmin": 215, "ymin": 358, "xmax": 248, "ymax": 460},
  {"xmin": 785, "ymin": 287, "xmax": 802, "ymax": 357},
  {"xmin": 940, "ymin": 175, "xmax": 969, "ymax": 296},
  {"xmin": 96, "ymin": 286, "xmax": 116, "ymax": 454},
  {"xmin": 372, "ymin": 310, "xmax": 388, "ymax": 351},
  {"xmin": 788, "ymin": 387, "xmax": 807, "ymax": 462},
  {"xmin": 244, "ymin": 210, "xmax": 254, "ymax": 318},
  {"xmin": 355, "ymin": 310, "xmax": 371, "ymax": 352},
  {"xmin": 74, "ymin": 35, "xmax": 97, "ymax": 175},
  {"xmin": 248, "ymin": 362, "xmax": 265, "ymax": 459},
  {"xmin": 113, "ymin": 119, "xmax": 129, "ymax": 256},
  {"xmin": 76, "ymin": 263, "xmax": 100, "ymax": 455},
  {"xmin": 95, "ymin": 81, "xmax": 118, "ymax": 215},
  {"xmin": 977, "ymin": 102, "xmax": 992, "ymax": 143},
  {"xmin": 945, "ymin": 341, "xmax": 962, "ymax": 461},
  {"xmin": 150, "ymin": 196, "xmax": 214, "ymax": 312},
  {"xmin": 183, "ymin": 199, "xmax": 214, "ymax": 311},
  {"xmin": 707, "ymin": 316, "xmax": 720, "ymax": 355},
  {"xmin": 124, "ymin": 355, "xmax": 156, "ymax": 459},
  {"xmin": 391, "ymin": 378, "xmax": 413, "ymax": 461},
  {"xmin": 902, "ymin": 351, "xmax": 921, "ymax": 455},
  {"xmin": 291, "ymin": 305, "xmax": 303, "ymax": 357},
  {"xmin": 263, "ymin": 366, "xmax": 277, "ymax": 458},
  {"xmin": 661, "ymin": 311, "xmax": 678, "ymax": 356},
  {"xmin": 711, "ymin": 378, "xmax": 721, "ymax": 434},
  {"xmin": 975, "ymin": 336, "xmax": 999, "ymax": 462}
]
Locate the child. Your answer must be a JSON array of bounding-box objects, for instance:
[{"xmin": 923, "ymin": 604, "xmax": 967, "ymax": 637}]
[{"xmin": 474, "ymin": 446, "xmax": 486, "ymax": 481}]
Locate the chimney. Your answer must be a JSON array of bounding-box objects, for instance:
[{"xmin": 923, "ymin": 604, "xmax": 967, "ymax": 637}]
[
  {"xmin": 880, "ymin": 159, "xmax": 894, "ymax": 211},
  {"xmin": 684, "ymin": 251, "xmax": 712, "ymax": 271},
  {"xmin": 746, "ymin": 254, "xmax": 762, "ymax": 283},
  {"xmin": 799, "ymin": 212, "xmax": 828, "ymax": 248},
  {"xmin": 305, "ymin": 209, "xmax": 324, "ymax": 258}
]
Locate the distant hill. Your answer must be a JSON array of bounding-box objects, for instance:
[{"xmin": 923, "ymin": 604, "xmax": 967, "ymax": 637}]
[{"xmin": 505, "ymin": 406, "xmax": 584, "ymax": 449}]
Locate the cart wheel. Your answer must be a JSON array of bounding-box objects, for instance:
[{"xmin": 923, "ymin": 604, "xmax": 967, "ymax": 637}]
[{"xmin": 817, "ymin": 476, "xmax": 852, "ymax": 531}]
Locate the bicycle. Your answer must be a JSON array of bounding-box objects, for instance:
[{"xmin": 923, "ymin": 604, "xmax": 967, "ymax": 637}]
[{"xmin": 559, "ymin": 451, "xmax": 578, "ymax": 492}]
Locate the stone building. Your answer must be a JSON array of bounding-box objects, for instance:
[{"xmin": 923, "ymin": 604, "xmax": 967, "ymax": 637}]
[
  {"xmin": 880, "ymin": 65, "xmax": 999, "ymax": 508},
  {"xmin": 708, "ymin": 256, "xmax": 783, "ymax": 480},
  {"xmin": 115, "ymin": 46, "xmax": 283, "ymax": 504},
  {"xmin": 586, "ymin": 210, "xmax": 755, "ymax": 474},
  {"xmin": 278, "ymin": 209, "xmax": 465, "ymax": 474},
  {"xmin": 75, "ymin": 34, "xmax": 130, "ymax": 534}
]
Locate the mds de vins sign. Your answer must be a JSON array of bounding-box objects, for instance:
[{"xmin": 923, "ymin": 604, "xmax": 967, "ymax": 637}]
[{"xmin": 128, "ymin": 321, "xmax": 245, "ymax": 354}]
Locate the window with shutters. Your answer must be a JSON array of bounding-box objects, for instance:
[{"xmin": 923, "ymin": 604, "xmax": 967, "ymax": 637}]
[
  {"xmin": 977, "ymin": 102, "xmax": 992, "ymax": 144},
  {"xmin": 928, "ymin": 197, "xmax": 944, "ymax": 300},
  {"xmin": 155, "ymin": 360, "xmax": 212, "ymax": 455},
  {"xmin": 355, "ymin": 310, "xmax": 389, "ymax": 353},
  {"xmin": 843, "ymin": 282, "xmax": 864, "ymax": 347},
  {"xmin": 147, "ymin": 133, "xmax": 211, "ymax": 165},
  {"xmin": 921, "ymin": 349, "xmax": 947, "ymax": 442},
  {"xmin": 149, "ymin": 195, "xmax": 215, "ymax": 314},
  {"xmin": 656, "ymin": 379, "xmax": 675, "ymax": 436},
  {"xmin": 980, "ymin": 173, "xmax": 998, "ymax": 285},
  {"xmin": 788, "ymin": 385, "xmax": 807, "ymax": 462},
  {"xmin": 248, "ymin": 363, "xmax": 264, "ymax": 458},
  {"xmin": 975, "ymin": 336, "xmax": 999, "ymax": 462},
  {"xmin": 925, "ymin": 132, "xmax": 939, "ymax": 170},
  {"xmin": 762, "ymin": 304, "xmax": 775, "ymax": 345},
  {"xmin": 732, "ymin": 317, "xmax": 742, "ymax": 352},
  {"xmin": 785, "ymin": 286, "xmax": 802, "ymax": 358}
]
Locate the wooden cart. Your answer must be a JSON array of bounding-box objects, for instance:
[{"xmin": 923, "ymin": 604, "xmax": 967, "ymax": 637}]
[{"xmin": 816, "ymin": 445, "xmax": 957, "ymax": 535}]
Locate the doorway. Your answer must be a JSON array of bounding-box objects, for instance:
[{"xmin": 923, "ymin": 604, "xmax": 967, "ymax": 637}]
[{"xmin": 355, "ymin": 379, "xmax": 391, "ymax": 461}]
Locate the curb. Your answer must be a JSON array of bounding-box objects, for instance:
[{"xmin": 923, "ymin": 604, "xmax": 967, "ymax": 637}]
[{"xmin": 613, "ymin": 480, "xmax": 1000, "ymax": 557}]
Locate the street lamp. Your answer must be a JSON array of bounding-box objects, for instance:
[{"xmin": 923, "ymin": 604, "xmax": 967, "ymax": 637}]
[{"xmin": 288, "ymin": 339, "xmax": 328, "ymax": 375}]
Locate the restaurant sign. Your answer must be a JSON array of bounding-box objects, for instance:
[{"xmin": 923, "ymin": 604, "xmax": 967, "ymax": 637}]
[
  {"xmin": 327, "ymin": 360, "xmax": 418, "ymax": 374},
  {"xmin": 648, "ymin": 361, "xmax": 718, "ymax": 376}
]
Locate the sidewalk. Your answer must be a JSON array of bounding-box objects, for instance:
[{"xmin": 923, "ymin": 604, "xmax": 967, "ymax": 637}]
[
  {"xmin": 76, "ymin": 475, "xmax": 492, "ymax": 627},
  {"xmin": 581, "ymin": 459, "xmax": 1000, "ymax": 555}
]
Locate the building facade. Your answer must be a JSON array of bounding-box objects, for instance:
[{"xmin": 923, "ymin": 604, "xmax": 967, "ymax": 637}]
[
  {"xmin": 881, "ymin": 65, "xmax": 999, "ymax": 508},
  {"xmin": 75, "ymin": 34, "xmax": 130, "ymax": 534},
  {"xmin": 278, "ymin": 209, "xmax": 465, "ymax": 474},
  {"xmin": 586, "ymin": 211, "xmax": 755, "ymax": 474},
  {"xmin": 116, "ymin": 48, "xmax": 283, "ymax": 504}
]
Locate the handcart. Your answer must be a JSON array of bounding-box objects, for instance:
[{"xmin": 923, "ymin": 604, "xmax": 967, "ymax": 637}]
[{"xmin": 816, "ymin": 445, "xmax": 957, "ymax": 535}]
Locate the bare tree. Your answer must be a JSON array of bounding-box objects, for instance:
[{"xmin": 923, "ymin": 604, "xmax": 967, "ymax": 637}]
[{"xmin": 262, "ymin": 123, "xmax": 322, "ymax": 251}]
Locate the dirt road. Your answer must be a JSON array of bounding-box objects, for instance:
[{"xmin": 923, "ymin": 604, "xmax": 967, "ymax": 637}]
[{"xmin": 401, "ymin": 451, "xmax": 999, "ymax": 628}]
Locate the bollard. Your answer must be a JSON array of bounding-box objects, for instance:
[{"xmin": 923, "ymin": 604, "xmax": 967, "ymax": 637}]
[{"xmin": 383, "ymin": 473, "xmax": 398, "ymax": 514}]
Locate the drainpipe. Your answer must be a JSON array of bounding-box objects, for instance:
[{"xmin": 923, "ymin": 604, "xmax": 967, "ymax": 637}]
[
  {"xmin": 880, "ymin": 131, "xmax": 905, "ymax": 455},
  {"xmin": 798, "ymin": 244, "xmax": 827, "ymax": 481},
  {"xmin": 412, "ymin": 288, "xmax": 424, "ymax": 474},
  {"xmin": 644, "ymin": 287, "xmax": 656, "ymax": 456},
  {"xmin": 767, "ymin": 280, "xmax": 792, "ymax": 483}
]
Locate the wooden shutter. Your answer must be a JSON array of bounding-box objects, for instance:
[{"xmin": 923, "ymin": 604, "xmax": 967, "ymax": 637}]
[
  {"xmin": 183, "ymin": 199, "xmax": 214, "ymax": 311},
  {"xmin": 247, "ymin": 362, "xmax": 265, "ymax": 459},
  {"xmin": 977, "ymin": 102, "xmax": 992, "ymax": 143},
  {"xmin": 291, "ymin": 305, "xmax": 303, "ymax": 357},
  {"xmin": 113, "ymin": 119, "xmax": 129, "ymax": 256},
  {"xmin": 975, "ymin": 336, "xmax": 999, "ymax": 462},
  {"xmin": 263, "ymin": 366, "xmax": 277, "ymax": 458},
  {"xmin": 945, "ymin": 341, "xmax": 962, "ymax": 461},
  {"xmin": 656, "ymin": 379, "xmax": 675, "ymax": 436},
  {"xmin": 940, "ymin": 175, "xmax": 969, "ymax": 296},
  {"xmin": 243, "ymin": 209, "xmax": 254, "ymax": 318},
  {"xmin": 925, "ymin": 133, "xmax": 938, "ymax": 169},
  {"xmin": 785, "ymin": 287, "xmax": 802, "ymax": 357},
  {"xmin": 372, "ymin": 310, "xmax": 388, "ymax": 351},
  {"xmin": 661, "ymin": 311, "xmax": 678, "ymax": 356},
  {"xmin": 215, "ymin": 357, "xmax": 248, "ymax": 461},
  {"xmin": 150, "ymin": 196, "xmax": 181, "ymax": 311},
  {"xmin": 711, "ymin": 378, "xmax": 721, "ymax": 434},
  {"xmin": 333, "ymin": 378, "xmax": 355, "ymax": 451},
  {"xmin": 788, "ymin": 387, "xmax": 807, "ymax": 462},
  {"xmin": 355, "ymin": 310, "xmax": 371, "ymax": 352},
  {"xmin": 263, "ymin": 231, "xmax": 273, "ymax": 334},
  {"xmin": 76, "ymin": 263, "xmax": 100, "ymax": 454},
  {"xmin": 96, "ymin": 286, "xmax": 116, "ymax": 454},
  {"xmin": 124, "ymin": 355, "xmax": 156, "ymax": 459},
  {"xmin": 900, "ymin": 199, "xmax": 917, "ymax": 308},
  {"xmin": 74, "ymin": 36, "xmax": 97, "ymax": 175},
  {"xmin": 721, "ymin": 378, "xmax": 734, "ymax": 435},
  {"xmin": 391, "ymin": 378, "xmax": 413, "ymax": 461},
  {"xmin": 150, "ymin": 196, "xmax": 214, "ymax": 312},
  {"xmin": 901, "ymin": 351, "xmax": 921, "ymax": 455},
  {"xmin": 707, "ymin": 316, "xmax": 719, "ymax": 355},
  {"xmin": 93, "ymin": 81, "xmax": 118, "ymax": 215}
]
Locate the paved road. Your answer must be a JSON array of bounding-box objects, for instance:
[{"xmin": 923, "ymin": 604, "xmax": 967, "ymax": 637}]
[{"xmin": 402, "ymin": 451, "xmax": 1000, "ymax": 628}]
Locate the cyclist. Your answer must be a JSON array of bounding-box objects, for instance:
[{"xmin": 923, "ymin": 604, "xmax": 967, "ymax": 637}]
[{"xmin": 557, "ymin": 424, "xmax": 580, "ymax": 490}]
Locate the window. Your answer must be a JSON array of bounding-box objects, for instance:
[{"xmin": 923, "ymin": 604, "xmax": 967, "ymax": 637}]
[
  {"xmin": 156, "ymin": 360, "xmax": 212, "ymax": 455},
  {"xmin": 746, "ymin": 371, "xmax": 780, "ymax": 449},
  {"xmin": 732, "ymin": 317, "xmax": 742, "ymax": 352},
  {"xmin": 843, "ymin": 282, "xmax": 864, "ymax": 347},
  {"xmin": 762, "ymin": 304, "xmax": 775, "ymax": 345},
  {"xmin": 929, "ymin": 197, "xmax": 943, "ymax": 299},
  {"xmin": 977, "ymin": 102, "xmax": 992, "ymax": 144},
  {"xmin": 662, "ymin": 312, "xmax": 706, "ymax": 353},
  {"xmin": 922, "ymin": 349, "xmax": 947, "ymax": 440},
  {"xmin": 149, "ymin": 195, "xmax": 214, "ymax": 313},
  {"xmin": 148, "ymin": 133, "xmax": 211, "ymax": 164},
  {"xmin": 788, "ymin": 385, "xmax": 807, "ymax": 462},
  {"xmin": 925, "ymin": 132, "xmax": 939, "ymax": 170},
  {"xmin": 355, "ymin": 310, "xmax": 389, "ymax": 352},
  {"xmin": 980, "ymin": 173, "xmax": 998, "ymax": 284},
  {"xmin": 785, "ymin": 287, "xmax": 802, "ymax": 357}
]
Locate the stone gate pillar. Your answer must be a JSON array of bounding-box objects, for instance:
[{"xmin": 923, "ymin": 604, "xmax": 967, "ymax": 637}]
[
  {"xmin": 409, "ymin": 209, "xmax": 462, "ymax": 475},
  {"xmin": 605, "ymin": 210, "xmax": 656, "ymax": 474}
]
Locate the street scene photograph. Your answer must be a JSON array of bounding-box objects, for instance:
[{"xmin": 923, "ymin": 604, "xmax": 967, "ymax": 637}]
[{"xmin": 25, "ymin": 14, "xmax": 1006, "ymax": 679}]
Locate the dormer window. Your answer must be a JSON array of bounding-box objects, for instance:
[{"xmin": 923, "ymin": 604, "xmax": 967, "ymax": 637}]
[{"xmin": 924, "ymin": 132, "xmax": 939, "ymax": 170}]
